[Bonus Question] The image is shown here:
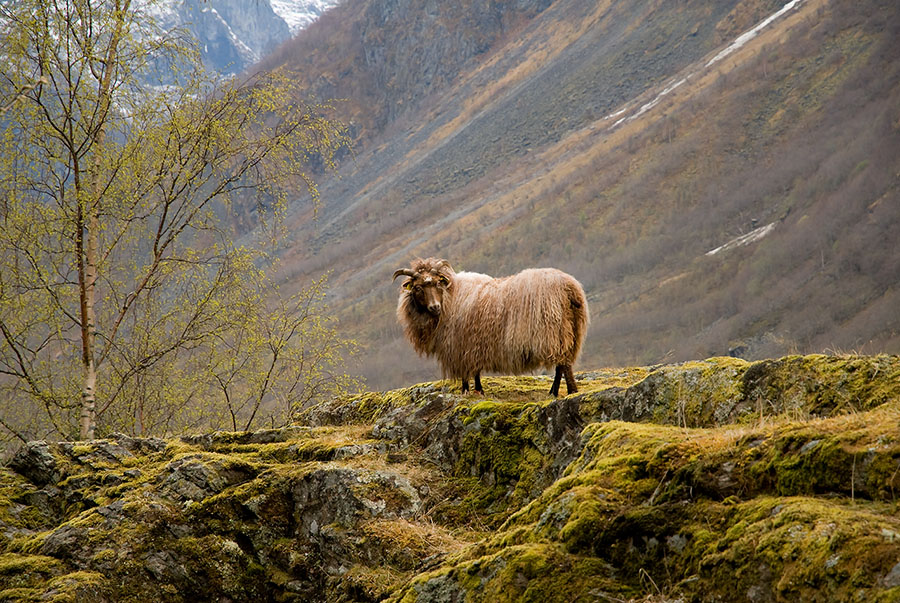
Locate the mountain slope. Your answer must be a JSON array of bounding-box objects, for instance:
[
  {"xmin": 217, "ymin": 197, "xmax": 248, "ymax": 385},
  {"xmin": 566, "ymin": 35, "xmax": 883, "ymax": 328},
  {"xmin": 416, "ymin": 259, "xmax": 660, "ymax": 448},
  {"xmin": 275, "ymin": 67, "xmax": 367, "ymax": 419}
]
[{"xmin": 263, "ymin": 0, "xmax": 900, "ymax": 389}]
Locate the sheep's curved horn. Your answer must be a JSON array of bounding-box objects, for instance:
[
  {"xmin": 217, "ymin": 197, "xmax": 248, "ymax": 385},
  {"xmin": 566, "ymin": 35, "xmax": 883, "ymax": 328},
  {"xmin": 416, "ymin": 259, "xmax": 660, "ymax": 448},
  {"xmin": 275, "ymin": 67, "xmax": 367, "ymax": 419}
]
[{"xmin": 393, "ymin": 269, "xmax": 416, "ymax": 281}]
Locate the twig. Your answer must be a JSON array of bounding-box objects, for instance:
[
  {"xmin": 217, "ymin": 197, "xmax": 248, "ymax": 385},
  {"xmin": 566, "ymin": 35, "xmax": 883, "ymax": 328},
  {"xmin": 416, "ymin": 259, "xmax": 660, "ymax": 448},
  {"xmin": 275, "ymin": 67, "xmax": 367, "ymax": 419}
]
[
  {"xmin": 0, "ymin": 77, "xmax": 48, "ymax": 113},
  {"xmin": 645, "ymin": 469, "xmax": 669, "ymax": 506},
  {"xmin": 639, "ymin": 567, "xmax": 662, "ymax": 594}
]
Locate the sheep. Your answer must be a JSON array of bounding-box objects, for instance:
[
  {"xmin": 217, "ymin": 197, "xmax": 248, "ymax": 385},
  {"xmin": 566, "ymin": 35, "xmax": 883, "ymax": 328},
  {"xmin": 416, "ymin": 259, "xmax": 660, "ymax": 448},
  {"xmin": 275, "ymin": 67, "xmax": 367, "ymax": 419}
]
[{"xmin": 393, "ymin": 258, "xmax": 589, "ymax": 396}]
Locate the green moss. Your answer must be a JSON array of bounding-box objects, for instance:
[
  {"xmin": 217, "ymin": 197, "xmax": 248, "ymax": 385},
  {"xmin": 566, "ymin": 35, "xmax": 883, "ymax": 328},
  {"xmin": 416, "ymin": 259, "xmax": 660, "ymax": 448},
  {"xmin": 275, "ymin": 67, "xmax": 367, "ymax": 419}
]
[
  {"xmin": 0, "ymin": 587, "xmax": 39, "ymax": 601},
  {"xmin": 739, "ymin": 354, "xmax": 900, "ymax": 417},
  {"xmin": 466, "ymin": 376, "xmax": 561, "ymax": 401},
  {"xmin": 572, "ymin": 354, "xmax": 900, "ymax": 428},
  {"xmin": 176, "ymin": 426, "xmax": 379, "ymax": 464},
  {"xmin": 0, "ymin": 553, "xmax": 66, "ymax": 601},
  {"xmin": 448, "ymin": 400, "xmax": 559, "ymax": 526},
  {"xmin": 557, "ymin": 495, "xmax": 610, "ymax": 554},
  {"xmin": 690, "ymin": 497, "xmax": 900, "ymax": 602},
  {"xmin": 0, "ymin": 470, "xmax": 54, "ymax": 536},
  {"xmin": 388, "ymin": 543, "xmax": 632, "ymax": 603},
  {"xmin": 3, "ymin": 354, "xmax": 899, "ymax": 601},
  {"xmin": 0, "ymin": 553, "xmax": 62, "ymax": 578},
  {"xmin": 301, "ymin": 383, "xmax": 441, "ymax": 426},
  {"xmin": 651, "ymin": 403, "xmax": 900, "ymax": 503},
  {"xmin": 43, "ymin": 571, "xmax": 106, "ymax": 602},
  {"xmin": 565, "ymin": 421, "xmax": 686, "ymax": 487}
]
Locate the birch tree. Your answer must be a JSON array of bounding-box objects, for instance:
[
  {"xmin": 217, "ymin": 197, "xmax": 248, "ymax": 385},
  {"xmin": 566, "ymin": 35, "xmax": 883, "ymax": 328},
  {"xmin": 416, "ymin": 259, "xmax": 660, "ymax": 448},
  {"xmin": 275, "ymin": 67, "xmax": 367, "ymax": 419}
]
[{"xmin": 0, "ymin": 0, "xmax": 352, "ymax": 443}]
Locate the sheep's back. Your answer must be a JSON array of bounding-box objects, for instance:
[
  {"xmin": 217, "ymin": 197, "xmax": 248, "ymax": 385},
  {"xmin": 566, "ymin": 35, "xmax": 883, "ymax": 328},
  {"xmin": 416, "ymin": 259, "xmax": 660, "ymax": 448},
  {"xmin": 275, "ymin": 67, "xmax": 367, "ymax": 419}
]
[{"xmin": 442, "ymin": 268, "xmax": 588, "ymax": 376}]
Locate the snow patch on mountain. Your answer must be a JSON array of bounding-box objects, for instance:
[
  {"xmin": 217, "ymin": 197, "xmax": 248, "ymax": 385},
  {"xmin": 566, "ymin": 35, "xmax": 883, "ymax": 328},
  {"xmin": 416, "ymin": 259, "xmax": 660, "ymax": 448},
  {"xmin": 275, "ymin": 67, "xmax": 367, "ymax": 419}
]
[
  {"xmin": 270, "ymin": 0, "xmax": 340, "ymax": 35},
  {"xmin": 705, "ymin": 0, "xmax": 804, "ymax": 68},
  {"xmin": 706, "ymin": 222, "xmax": 777, "ymax": 256},
  {"xmin": 604, "ymin": 0, "xmax": 806, "ymax": 129}
]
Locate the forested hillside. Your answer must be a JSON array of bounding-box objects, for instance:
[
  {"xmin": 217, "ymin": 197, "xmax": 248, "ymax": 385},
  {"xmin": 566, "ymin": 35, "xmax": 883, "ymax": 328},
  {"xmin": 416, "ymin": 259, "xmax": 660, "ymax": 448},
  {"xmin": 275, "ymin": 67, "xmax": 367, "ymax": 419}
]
[{"xmin": 259, "ymin": 0, "xmax": 900, "ymax": 389}]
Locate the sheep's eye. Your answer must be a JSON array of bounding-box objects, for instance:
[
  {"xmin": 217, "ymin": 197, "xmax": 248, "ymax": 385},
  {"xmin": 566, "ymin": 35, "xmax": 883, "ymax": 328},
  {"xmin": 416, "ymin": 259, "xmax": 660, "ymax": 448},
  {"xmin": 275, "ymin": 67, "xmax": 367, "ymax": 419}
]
[
  {"xmin": 403, "ymin": 281, "xmax": 413, "ymax": 290},
  {"xmin": 439, "ymin": 276, "xmax": 449, "ymax": 285}
]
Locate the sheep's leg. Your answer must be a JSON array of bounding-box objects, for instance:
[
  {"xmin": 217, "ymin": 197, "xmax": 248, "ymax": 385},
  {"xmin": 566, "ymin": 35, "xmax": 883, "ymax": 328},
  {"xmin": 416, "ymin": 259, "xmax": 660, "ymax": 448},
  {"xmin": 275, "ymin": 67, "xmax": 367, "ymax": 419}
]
[
  {"xmin": 461, "ymin": 374, "xmax": 483, "ymax": 395},
  {"xmin": 550, "ymin": 365, "xmax": 564, "ymax": 397},
  {"xmin": 564, "ymin": 365, "xmax": 578, "ymax": 394}
]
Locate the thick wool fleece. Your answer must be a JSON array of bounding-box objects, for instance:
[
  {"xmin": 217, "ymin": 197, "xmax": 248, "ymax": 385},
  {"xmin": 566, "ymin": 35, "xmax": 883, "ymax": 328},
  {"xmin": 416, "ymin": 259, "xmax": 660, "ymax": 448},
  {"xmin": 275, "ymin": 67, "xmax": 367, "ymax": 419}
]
[{"xmin": 397, "ymin": 259, "xmax": 589, "ymax": 381}]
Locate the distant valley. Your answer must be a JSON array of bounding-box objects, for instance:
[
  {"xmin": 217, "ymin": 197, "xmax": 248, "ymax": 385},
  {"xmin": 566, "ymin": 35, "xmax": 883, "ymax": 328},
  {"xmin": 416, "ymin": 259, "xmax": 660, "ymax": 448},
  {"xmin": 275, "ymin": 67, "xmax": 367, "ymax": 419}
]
[{"xmin": 247, "ymin": 0, "xmax": 899, "ymax": 389}]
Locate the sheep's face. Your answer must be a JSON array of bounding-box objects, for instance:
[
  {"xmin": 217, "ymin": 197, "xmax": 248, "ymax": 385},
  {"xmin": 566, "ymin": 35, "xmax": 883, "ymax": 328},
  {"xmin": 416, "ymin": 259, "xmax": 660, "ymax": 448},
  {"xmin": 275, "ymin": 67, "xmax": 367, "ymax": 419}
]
[
  {"xmin": 402, "ymin": 270, "xmax": 451, "ymax": 317},
  {"xmin": 394, "ymin": 259, "xmax": 454, "ymax": 317}
]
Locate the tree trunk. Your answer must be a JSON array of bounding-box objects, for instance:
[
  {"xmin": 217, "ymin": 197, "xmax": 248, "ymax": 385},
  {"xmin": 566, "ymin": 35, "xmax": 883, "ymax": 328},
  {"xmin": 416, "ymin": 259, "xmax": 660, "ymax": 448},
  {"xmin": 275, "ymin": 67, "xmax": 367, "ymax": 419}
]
[
  {"xmin": 77, "ymin": 0, "xmax": 131, "ymax": 440},
  {"xmin": 79, "ymin": 210, "xmax": 99, "ymax": 440}
]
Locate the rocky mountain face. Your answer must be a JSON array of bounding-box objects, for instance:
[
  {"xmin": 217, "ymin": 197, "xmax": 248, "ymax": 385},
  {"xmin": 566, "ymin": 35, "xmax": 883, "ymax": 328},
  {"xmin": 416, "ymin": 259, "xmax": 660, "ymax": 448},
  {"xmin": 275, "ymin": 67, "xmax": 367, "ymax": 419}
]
[
  {"xmin": 252, "ymin": 0, "xmax": 900, "ymax": 390},
  {"xmin": 255, "ymin": 0, "xmax": 555, "ymax": 138},
  {"xmin": 2, "ymin": 354, "xmax": 899, "ymax": 601},
  {"xmin": 193, "ymin": 0, "xmax": 289, "ymax": 73},
  {"xmin": 271, "ymin": 0, "xmax": 341, "ymax": 35},
  {"xmin": 143, "ymin": 0, "xmax": 338, "ymax": 75},
  {"xmin": 356, "ymin": 0, "xmax": 554, "ymax": 125}
]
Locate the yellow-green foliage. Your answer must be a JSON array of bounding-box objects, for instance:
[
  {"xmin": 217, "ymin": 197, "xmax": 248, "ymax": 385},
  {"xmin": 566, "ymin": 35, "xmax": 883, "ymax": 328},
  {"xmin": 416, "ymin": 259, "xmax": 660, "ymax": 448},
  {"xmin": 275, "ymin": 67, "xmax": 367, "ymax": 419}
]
[{"xmin": 0, "ymin": 0, "xmax": 353, "ymax": 446}]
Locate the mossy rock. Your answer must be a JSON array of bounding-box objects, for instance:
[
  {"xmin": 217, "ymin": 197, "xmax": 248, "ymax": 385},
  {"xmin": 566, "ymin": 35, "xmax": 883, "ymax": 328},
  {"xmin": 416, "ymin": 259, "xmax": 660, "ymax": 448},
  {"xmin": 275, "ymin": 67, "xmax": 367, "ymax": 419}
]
[{"xmin": 1, "ymin": 354, "xmax": 899, "ymax": 601}]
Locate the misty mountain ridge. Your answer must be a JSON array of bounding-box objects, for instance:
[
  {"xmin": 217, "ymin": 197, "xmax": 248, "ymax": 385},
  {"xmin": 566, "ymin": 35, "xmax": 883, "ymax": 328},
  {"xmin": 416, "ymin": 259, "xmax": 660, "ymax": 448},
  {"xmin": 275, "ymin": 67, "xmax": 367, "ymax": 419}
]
[
  {"xmin": 247, "ymin": 0, "xmax": 899, "ymax": 390},
  {"xmin": 137, "ymin": 0, "xmax": 338, "ymax": 75}
]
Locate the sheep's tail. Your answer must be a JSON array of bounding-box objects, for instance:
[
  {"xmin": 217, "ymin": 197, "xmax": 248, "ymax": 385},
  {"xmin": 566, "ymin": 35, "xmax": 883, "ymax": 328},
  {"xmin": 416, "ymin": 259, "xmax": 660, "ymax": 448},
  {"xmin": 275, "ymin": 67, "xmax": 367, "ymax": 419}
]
[{"xmin": 566, "ymin": 279, "xmax": 590, "ymax": 363}]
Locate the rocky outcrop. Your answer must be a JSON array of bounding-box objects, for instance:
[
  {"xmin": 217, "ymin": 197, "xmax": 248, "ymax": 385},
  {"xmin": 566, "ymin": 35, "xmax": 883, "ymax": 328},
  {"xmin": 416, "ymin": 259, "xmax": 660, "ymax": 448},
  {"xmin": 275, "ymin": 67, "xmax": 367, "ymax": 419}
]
[
  {"xmin": 151, "ymin": 0, "xmax": 292, "ymax": 75},
  {"xmin": 2, "ymin": 354, "xmax": 899, "ymax": 601},
  {"xmin": 358, "ymin": 0, "xmax": 552, "ymax": 123}
]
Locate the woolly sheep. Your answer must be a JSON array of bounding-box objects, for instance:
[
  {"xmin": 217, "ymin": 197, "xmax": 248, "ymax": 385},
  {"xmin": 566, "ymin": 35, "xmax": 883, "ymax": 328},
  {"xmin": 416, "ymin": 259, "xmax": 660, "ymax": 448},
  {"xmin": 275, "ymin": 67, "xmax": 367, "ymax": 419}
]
[{"xmin": 393, "ymin": 258, "xmax": 589, "ymax": 396}]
